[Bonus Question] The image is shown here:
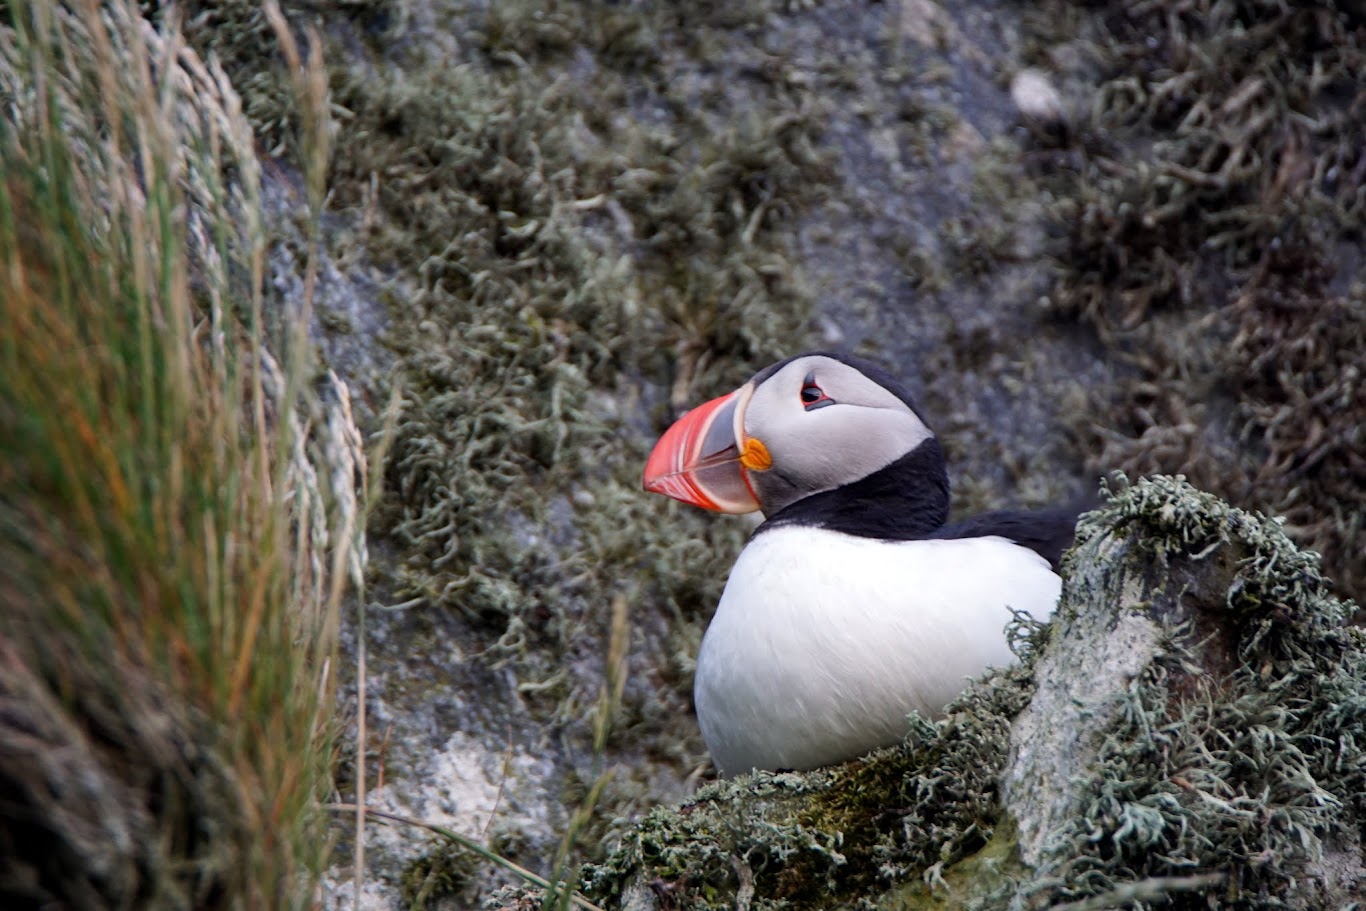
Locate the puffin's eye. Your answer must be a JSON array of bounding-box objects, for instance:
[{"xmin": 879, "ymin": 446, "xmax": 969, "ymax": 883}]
[{"xmin": 799, "ymin": 376, "xmax": 833, "ymax": 411}]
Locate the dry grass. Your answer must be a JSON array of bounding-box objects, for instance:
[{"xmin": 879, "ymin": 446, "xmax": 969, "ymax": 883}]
[{"xmin": 0, "ymin": 1, "xmax": 363, "ymax": 906}]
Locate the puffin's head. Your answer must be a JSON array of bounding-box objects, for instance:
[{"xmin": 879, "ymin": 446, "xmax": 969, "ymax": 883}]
[{"xmin": 643, "ymin": 353, "xmax": 935, "ymax": 515}]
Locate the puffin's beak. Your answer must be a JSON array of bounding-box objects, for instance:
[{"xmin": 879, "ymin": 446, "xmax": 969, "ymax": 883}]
[{"xmin": 643, "ymin": 384, "xmax": 766, "ymax": 514}]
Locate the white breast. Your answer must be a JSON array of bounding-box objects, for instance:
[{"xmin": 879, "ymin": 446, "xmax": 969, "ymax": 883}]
[{"xmin": 693, "ymin": 526, "xmax": 1060, "ymax": 776}]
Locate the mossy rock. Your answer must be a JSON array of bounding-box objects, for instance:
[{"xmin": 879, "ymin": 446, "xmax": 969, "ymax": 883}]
[{"xmin": 584, "ymin": 476, "xmax": 1366, "ymax": 910}]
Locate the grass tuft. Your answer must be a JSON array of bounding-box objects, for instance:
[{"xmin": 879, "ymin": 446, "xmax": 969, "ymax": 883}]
[{"xmin": 0, "ymin": 1, "xmax": 363, "ymax": 906}]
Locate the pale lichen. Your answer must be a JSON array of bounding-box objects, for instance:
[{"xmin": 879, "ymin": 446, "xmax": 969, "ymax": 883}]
[{"xmin": 1012, "ymin": 475, "xmax": 1366, "ymax": 907}]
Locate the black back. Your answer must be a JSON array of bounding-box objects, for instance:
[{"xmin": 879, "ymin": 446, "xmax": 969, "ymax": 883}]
[{"xmin": 928, "ymin": 507, "xmax": 1081, "ymax": 573}]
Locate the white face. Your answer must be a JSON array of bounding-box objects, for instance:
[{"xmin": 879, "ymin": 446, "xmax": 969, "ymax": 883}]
[{"xmin": 742, "ymin": 355, "xmax": 934, "ymax": 513}]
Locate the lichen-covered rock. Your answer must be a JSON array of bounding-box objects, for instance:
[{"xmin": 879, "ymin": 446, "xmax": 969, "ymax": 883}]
[
  {"xmin": 1007, "ymin": 475, "xmax": 1366, "ymax": 908},
  {"xmin": 586, "ymin": 476, "xmax": 1366, "ymax": 910}
]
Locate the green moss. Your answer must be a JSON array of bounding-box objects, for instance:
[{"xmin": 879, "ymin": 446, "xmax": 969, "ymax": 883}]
[
  {"xmin": 877, "ymin": 822, "xmax": 1021, "ymax": 910},
  {"xmin": 401, "ymin": 843, "xmax": 480, "ymax": 909},
  {"xmin": 940, "ymin": 138, "xmax": 1044, "ymax": 281},
  {"xmin": 312, "ymin": 0, "xmax": 833, "ymax": 667},
  {"xmin": 142, "ymin": 0, "xmax": 394, "ymax": 154}
]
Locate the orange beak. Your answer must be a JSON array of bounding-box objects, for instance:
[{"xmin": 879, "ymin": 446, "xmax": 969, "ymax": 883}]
[{"xmin": 642, "ymin": 385, "xmax": 764, "ymax": 514}]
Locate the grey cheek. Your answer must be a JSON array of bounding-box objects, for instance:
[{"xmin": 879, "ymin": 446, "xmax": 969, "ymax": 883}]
[{"xmin": 755, "ymin": 469, "xmax": 803, "ymax": 512}]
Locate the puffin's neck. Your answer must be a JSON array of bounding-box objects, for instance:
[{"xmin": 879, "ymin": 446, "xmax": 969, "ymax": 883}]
[{"xmin": 755, "ymin": 439, "xmax": 951, "ymax": 540}]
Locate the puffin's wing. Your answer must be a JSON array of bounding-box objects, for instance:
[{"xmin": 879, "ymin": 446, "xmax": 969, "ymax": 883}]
[{"xmin": 930, "ymin": 507, "xmax": 1081, "ymax": 573}]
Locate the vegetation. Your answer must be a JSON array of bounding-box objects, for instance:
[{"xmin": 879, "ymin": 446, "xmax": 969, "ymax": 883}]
[
  {"xmin": 0, "ymin": 1, "xmax": 363, "ymax": 906},
  {"xmin": 1024, "ymin": 475, "xmax": 1366, "ymax": 909},
  {"xmin": 1038, "ymin": 0, "xmax": 1365, "ymax": 602}
]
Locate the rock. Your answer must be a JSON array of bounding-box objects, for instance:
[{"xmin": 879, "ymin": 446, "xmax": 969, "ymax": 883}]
[{"xmin": 1009, "ymin": 68, "xmax": 1068, "ymax": 138}]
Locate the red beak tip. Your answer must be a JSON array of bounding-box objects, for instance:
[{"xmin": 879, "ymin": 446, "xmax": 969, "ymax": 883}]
[{"xmin": 640, "ymin": 386, "xmax": 761, "ymax": 514}]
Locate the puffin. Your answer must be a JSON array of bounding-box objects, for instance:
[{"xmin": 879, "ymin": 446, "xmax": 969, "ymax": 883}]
[{"xmin": 642, "ymin": 352, "xmax": 1076, "ymax": 777}]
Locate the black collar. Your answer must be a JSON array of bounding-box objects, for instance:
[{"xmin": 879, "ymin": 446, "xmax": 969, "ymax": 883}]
[{"xmin": 755, "ymin": 440, "xmax": 950, "ymax": 540}]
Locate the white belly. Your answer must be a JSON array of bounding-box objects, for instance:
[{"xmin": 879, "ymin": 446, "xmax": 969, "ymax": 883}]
[{"xmin": 693, "ymin": 527, "xmax": 1060, "ymax": 776}]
